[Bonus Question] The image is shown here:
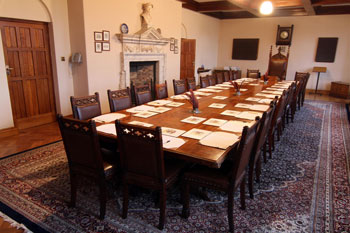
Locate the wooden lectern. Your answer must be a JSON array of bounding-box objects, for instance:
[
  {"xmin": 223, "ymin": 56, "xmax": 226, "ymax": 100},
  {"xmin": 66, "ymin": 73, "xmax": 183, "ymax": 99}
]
[{"xmin": 310, "ymin": 66, "xmax": 327, "ymax": 95}]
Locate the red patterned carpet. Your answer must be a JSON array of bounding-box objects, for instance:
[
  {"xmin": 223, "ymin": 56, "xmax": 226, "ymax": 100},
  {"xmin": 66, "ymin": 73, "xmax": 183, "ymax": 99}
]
[{"xmin": 0, "ymin": 101, "xmax": 349, "ymax": 232}]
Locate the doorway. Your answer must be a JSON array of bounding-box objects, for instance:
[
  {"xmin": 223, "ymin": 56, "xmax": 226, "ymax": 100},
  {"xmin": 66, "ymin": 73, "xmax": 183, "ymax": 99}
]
[
  {"xmin": 180, "ymin": 38, "xmax": 196, "ymax": 80},
  {"xmin": 0, "ymin": 19, "xmax": 56, "ymax": 129}
]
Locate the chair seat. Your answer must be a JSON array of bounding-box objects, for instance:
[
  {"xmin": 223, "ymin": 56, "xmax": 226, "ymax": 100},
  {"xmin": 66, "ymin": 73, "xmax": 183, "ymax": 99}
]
[{"xmin": 164, "ymin": 159, "xmax": 186, "ymax": 185}]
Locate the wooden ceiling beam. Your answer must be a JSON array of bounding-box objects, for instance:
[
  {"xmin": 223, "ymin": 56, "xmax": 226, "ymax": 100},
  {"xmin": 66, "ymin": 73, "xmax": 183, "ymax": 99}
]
[
  {"xmin": 198, "ymin": 1, "xmax": 241, "ymax": 12},
  {"xmin": 227, "ymin": 0, "xmax": 261, "ymax": 17},
  {"xmin": 301, "ymin": 0, "xmax": 316, "ymax": 14},
  {"xmin": 311, "ymin": 0, "xmax": 350, "ymax": 6},
  {"xmin": 178, "ymin": 0, "xmax": 199, "ymax": 11}
]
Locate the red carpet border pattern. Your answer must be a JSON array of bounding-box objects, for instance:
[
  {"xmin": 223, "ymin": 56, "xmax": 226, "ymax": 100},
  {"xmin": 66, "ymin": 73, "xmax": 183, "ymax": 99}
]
[{"xmin": 0, "ymin": 101, "xmax": 349, "ymax": 232}]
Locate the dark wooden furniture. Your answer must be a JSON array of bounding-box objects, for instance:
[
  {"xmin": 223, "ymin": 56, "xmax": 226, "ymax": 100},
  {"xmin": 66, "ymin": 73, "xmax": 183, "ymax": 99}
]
[
  {"xmin": 133, "ymin": 83, "xmax": 153, "ymax": 105},
  {"xmin": 200, "ymin": 76, "xmax": 210, "ymax": 88},
  {"xmin": 115, "ymin": 121, "xmax": 185, "ymax": 230},
  {"xmin": 247, "ymin": 69, "xmax": 260, "ymax": 79},
  {"xmin": 107, "ymin": 88, "xmax": 132, "ymax": 112},
  {"xmin": 186, "ymin": 78, "xmax": 197, "ymax": 90},
  {"xmin": 181, "ymin": 119, "xmax": 259, "ymax": 233},
  {"xmin": 70, "ymin": 92, "xmax": 101, "ymax": 120},
  {"xmin": 330, "ymin": 81, "xmax": 350, "ymax": 99},
  {"xmin": 230, "ymin": 70, "xmax": 241, "ymax": 80},
  {"xmin": 223, "ymin": 71, "xmax": 230, "ymax": 82},
  {"xmin": 208, "ymin": 75, "xmax": 217, "ymax": 86},
  {"xmin": 267, "ymin": 46, "xmax": 290, "ymax": 81},
  {"xmin": 215, "ymin": 72, "xmax": 224, "ymax": 84},
  {"xmin": 173, "ymin": 79, "xmax": 187, "ymax": 95},
  {"xmin": 57, "ymin": 115, "xmax": 117, "ymax": 219},
  {"xmin": 285, "ymin": 82, "xmax": 297, "ymax": 124},
  {"xmin": 286, "ymin": 79, "xmax": 304, "ymax": 123},
  {"xmin": 155, "ymin": 81, "xmax": 168, "ymax": 99},
  {"xmin": 294, "ymin": 72, "xmax": 310, "ymax": 108}
]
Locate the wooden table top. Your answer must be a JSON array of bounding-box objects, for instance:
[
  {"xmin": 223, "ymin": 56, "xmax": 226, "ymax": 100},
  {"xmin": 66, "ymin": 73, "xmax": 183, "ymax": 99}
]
[{"xmin": 99, "ymin": 77, "xmax": 287, "ymax": 168}]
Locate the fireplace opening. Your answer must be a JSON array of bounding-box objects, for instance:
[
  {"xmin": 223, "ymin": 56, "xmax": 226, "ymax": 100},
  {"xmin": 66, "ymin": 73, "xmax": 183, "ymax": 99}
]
[{"xmin": 130, "ymin": 61, "xmax": 157, "ymax": 103}]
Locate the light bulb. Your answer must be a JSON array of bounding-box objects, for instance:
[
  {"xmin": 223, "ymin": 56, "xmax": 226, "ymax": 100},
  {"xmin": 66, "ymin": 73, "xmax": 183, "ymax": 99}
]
[{"xmin": 260, "ymin": 1, "xmax": 273, "ymax": 15}]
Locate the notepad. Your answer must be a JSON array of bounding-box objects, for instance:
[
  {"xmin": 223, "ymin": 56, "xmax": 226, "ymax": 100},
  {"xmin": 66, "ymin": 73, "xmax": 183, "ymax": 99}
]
[
  {"xmin": 133, "ymin": 111, "xmax": 159, "ymax": 118},
  {"xmin": 182, "ymin": 128, "xmax": 212, "ymax": 140},
  {"xmin": 93, "ymin": 113, "xmax": 126, "ymax": 123},
  {"xmin": 161, "ymin": 127, "xmax": 186, "ymax": 137},
  {"xmin": 199, "ymin": 131, "xmax": 239, "ymax": 149},
  {"xmin": 203, "ymin": 118, "xmax": 228, "ymax": 127},
  {"xmin": 96, "ymin": 124, "xmax": 117, "ymax": 135},
  {"xmin": 181, "ymin": 116, "xmax": 206, "ymax": 124},
  {"xmin": 209, "ymin": 103, "xmax": 226, "ymax": 109}
]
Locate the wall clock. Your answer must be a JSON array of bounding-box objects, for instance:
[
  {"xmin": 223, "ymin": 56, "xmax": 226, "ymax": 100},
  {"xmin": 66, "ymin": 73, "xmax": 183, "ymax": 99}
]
[{"xmin": 276, "ymin": 25, "xmax": 294, "ymax": 46}]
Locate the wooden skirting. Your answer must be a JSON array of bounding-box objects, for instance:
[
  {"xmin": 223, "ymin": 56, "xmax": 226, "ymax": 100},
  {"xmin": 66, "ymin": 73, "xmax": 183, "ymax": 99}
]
[
  {"xmin": 0, "ymin": 127, "xmax": 19, "ymax": 138},
  {"xmin": 306, "ymin": 89, "xmax": 330, "ymax": 95}
]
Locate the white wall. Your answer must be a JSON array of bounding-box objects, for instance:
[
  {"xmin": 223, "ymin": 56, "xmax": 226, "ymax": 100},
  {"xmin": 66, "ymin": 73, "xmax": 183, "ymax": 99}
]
[
  {"xmin": 218, "ymin": 15, "xmax": 350, "ymax": 90},
  {"xmin": 82, "ymin": 0, "xmax": 182, "ymax": 113},
  {"xmin": 0, "ymin": 0, "xmax": 73, "ymax": 130},
  {"xmin": 181, "ymin": 8, "xmax": 220, "ymax": 84}
]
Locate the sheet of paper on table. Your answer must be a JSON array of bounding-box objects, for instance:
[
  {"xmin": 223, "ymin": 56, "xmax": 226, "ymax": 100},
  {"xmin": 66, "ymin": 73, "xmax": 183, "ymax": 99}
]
[
  {"xmin": 194, "ymin": 91, "xmax": 212, "ymax": 96},
  {"xmin": 147, "ymin": 100, "xmax": 173, "ymax": 106},
  {"xmin": 207, "ymin": 86, "xmax": 228, "ymax": 90},
  {"xmin": 149, "ymin": 107, "xmax": 172, "ymax": 113},
  {"xmin": 162, "ymin": 135, "xmax": 186, "ymax": 149},
  {"xmin": 255, "ymin": 93, "xmax": 276, "ymax": 99},
  {"xmin": 199, "ymin": 131, "xmax": 239, "ymax": 149},
  {"xmin": 161, "ymin": 127, "xmax": 186, "ymax": 137},
  {"xmin": 258, "ymin": 98, "xmax": 273, "ymax": 104},
  {"xmin": 220, "ymin": 120, "xmax": 254, "ymax": 133},
  {"xmin": 245, "ymin": 97, "xmax": 261, "ymax": 102},
  {"xmin": 133, "ymin": 111, "xmax": 159, "ymax": 118},
  {"xmin": 213, "ymin": 96, "xmax": 228, "ymax": 100},
  {"xmin": 126, "ymin": 105, "xmax": 155, "ymax": 113},
  {"xmin": 236, "ymin": 111, "xmax": 262, "ymax": 120},
  {"xmin": 182, "ymin": 128, "xmax": 212, "ymax": 140},
  {"xmin": 170, "ymin": 95, "xmax": 190, "ymax": 100},
  {"xmin": 248, "ymin": 83, "xmax": 259, "ymax": 86},
  {"xmin": 181, "ymin": 116, "xmax": 207, "ymax": 124},
  {"xmin": 128, "ymin": 121, "xmax": 153, "ymax": 127},
  {"xmin": 239, "ymin": 88, "xmax": 248, "ymax": 92},
  {"xmin": 217, "ymin": 84, "xmax": 232, "ymax": 88},
  {"xmin": 93, "ymin": 113, "xmax": 126, "ymax": 123},
  {"xmin": 96, "ymin": 124, "xmax": 117, "ymax": 136},
  {"xmin": 235, "ymin": 103, "xmax": 253, "ymax": 109},
  {"xmin": 209, "ymin": 103, "xmax": 226, "ymax": 109},
  {"xmin": 197, "ymin": 88, "xmax": 222, "ymax": 93},
  {"xmin": 221, "ymin": 110, "xmax": 242, "ymax": 117},
  {"xmin": 203, "ymin": 118, "xmax": 228, "ymax": 127},
  {"xmin": 250, "ymin": 104, "xmax": 270, "ymax": 112},
  {"xmin": 266, "ymin": 87, "xmax": 284, "ymax": 91},
  {"xmin": 166, "ymin": 102, "xmax": 185, "ymax": 107}
]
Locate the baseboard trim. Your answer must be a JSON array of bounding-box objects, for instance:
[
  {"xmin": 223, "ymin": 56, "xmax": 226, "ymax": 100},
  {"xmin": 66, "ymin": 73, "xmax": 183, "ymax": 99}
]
[
  {"xmin": 0, "ymin": 127, "xmax": 18, "ymax": 138},
  {"xmin": 306, "ymin": 89, "xmax": 330, "ymax": 95}
]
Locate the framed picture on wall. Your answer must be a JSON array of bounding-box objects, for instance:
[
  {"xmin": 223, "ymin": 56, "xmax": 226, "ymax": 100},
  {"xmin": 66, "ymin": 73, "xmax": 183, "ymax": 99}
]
[
  {"xmin": 170, "ymin": 44, "xmax": 175, "ymax": 51},
  {"xmin": 95, "ymin": 42, "xmax": 102, "ymax": 53},
  {"xmin": 94, "ymin": 32, "xmax": 103, "ymax": 41},
  {"xmin": 102, "ymin": 42, "xmax": 110, "ymax": 51},
  {"xmin": 103, "ymin": 30, "xmax": 110, "ymax": 41},
  {"xmin": 174, "ymin": 46, "xmax": 178, "ymax": 54}
]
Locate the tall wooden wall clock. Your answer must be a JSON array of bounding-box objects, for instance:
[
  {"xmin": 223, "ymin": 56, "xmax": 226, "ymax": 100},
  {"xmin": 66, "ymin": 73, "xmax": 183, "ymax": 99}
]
[{"xmin": 276, "ymin": 25, "xmax": 294, "ymax": 46}]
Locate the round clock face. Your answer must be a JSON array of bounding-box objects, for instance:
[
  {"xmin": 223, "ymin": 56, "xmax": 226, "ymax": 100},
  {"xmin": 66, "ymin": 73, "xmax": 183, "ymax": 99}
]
[
  {"xmin": 120, "ymin": 24, "xmax": 129, "ymax": 34},
  {"xmin": 280, "ymin": 31, "xmax": 289, "ymax": 39}
]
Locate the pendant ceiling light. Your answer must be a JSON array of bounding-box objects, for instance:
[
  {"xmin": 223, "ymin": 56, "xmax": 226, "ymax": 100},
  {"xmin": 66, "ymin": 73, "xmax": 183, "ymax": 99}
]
[{"xmin": 260, "ymin": 1, "xmax": 273, "ymax": 15}]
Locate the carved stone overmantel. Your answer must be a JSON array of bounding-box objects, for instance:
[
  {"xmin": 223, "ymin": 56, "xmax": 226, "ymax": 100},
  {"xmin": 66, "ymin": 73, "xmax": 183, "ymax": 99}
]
[{"xmin": 117, "ymin": 27, "xmax": 169, "ymax": 89}]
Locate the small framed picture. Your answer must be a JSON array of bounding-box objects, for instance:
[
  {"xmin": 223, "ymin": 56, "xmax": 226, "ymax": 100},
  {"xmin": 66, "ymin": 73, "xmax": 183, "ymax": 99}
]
[
  {"xmin": 95, "ymin": 42, "xmax": 102, "ymax": 53},
  {"xmin": 170, "ymin": 44, "xmax": 175, "ymax": 51},
  {"xmin": 174, "ymin": 46, "xmax": 178, "ymax": 54},
  {"xmin": 102, "ymin": 42, "xmax": 110, "ymax": 51},
  {"xmin": 103, "ymin": 30, "xmax": 110, "ymax": 41},
  {"xmin": 175, "ymin": 39, "xmax": 178, "ymax": 46},
  {"xmin": 170, "ymin": 37, "xmax": 175, "ymax": 44},
  {"xmin": 94, "ymin": 32, "xmax": 103, "ymax": 41}
]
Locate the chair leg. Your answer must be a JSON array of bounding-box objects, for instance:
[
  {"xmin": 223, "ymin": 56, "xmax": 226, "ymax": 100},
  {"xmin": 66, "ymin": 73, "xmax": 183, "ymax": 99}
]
[
  {"xmin": 256, "ymin": 157, "xmax": 261, "ymax": 183},
  {"xmin": 122, "ymin": 183, "xmax": 129, "ymax": 219},
  {"xmin": 181, "ymin": 181, "xmax": 190, "ymax": 219},
  {"xmin": 158, "ymin": 188, "xmax": 166, "ymax": 230},
  {"xmin": 248, "ymin": 163, "xmax": 254, "ymax": 199},
  {"xmin": 263, "ymin": 142, "xmax": 267, "ymax": 163},
  {"xmin": 69, "ymin": 173, "xmax": 77, "ymax": 208},
  {"xmin": 268, "ymin": 135, "xmax": 273, "ymax": 159},
  {"xmin": 240, "ymin": 177, "xmax": 246, "ymax": 210},
  {"xmin": 99, "ymin": 181, "xmax": 107, "ymax": 220},
  {"xmin": 227, "ymin": 189, "xmax": 234, "ymax": 233}
]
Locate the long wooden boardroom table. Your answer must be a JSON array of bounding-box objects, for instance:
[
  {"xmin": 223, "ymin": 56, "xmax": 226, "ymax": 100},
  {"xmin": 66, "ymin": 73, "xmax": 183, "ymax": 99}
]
[{"xmin": 98, "ymin": 77, "xmax": 289, "ymax": 169}]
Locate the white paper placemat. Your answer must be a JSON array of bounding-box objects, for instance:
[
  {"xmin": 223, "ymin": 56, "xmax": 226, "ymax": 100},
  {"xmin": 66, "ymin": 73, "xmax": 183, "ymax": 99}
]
[
  {"xmin": 182, "ymin": 128, "xmax": 212, "ymax": 140},
  {"xmin": 161, "ymin": 127, "xmax": 186, "ymax": 137},
  {"xmin": 96, "ymin": 124, "xmax": 117, "ymax": 135},
  {"xmin": 203, "ymin": 118, "xmax": 228, "ymax": 127},
  {"xmin": 199, "ymin": 131, "xmax": 239, "ymax": 149},
  {"xmin": 181, "ymin": 116, "xmax": 207, "ymax": 124},
  {"xmin": 209, "ymin": 103, "xmax": 226, "ymax": 109},
  {"xmin": 133, "ymin": 111, "xmax": 159, "ymax": 118},
  {"xmin": 93, "ymin": 113, "xmax": 126, "ymax": 123},
  {"xmin": 220, "ymin": 120, "xmax": 253, "ymax": 133},
  {"xmin": 162, "ymin": 135, "xmax": 186, "ymax": 149}
]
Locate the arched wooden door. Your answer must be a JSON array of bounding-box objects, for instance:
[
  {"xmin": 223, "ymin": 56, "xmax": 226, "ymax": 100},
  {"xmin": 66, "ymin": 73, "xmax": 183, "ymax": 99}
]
[{"xmin": 0, "ymin": 19, "xmax": 56, "ymax": 129}]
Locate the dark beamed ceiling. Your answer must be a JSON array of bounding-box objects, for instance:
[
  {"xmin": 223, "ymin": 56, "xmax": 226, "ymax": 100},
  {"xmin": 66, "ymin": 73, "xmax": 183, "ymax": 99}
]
[{"xmin": 178, "ymin": 0, "xmax": 350, "ymax": 19}]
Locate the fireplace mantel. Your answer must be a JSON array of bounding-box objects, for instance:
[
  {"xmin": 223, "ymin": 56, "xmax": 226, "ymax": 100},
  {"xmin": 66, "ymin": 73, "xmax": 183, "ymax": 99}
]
[{"xmin": 117, "ymin": 27, "xmax": 170, "ymax": 89}]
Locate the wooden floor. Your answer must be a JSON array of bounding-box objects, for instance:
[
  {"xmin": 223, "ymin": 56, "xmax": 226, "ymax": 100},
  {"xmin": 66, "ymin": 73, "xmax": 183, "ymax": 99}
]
[{"xmin": 0, "ymin": 92, "xmax": 348, "ymax": 233}]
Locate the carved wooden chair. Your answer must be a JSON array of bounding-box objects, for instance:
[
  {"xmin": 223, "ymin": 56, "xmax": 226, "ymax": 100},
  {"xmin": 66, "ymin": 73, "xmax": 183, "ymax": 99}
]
[
  {"xmin": 70, "ymin": 92, "xmax": 101, "ymax": 120},
  {"xmin": 223, "ymin": 71, "xmax": 230, "ymax": 82},
  {"xmin": 215, "ymin": 72, "xmax": 224, "ymax": 84},
  {"xmin": 284, "ymin": 82, "xmax": 297, "ymax": 124},
  {"xmin": 267, "ymin": 46, "xmax": 290, "ymax": 81},
  {"xmin": 294, "ymin": 72, "xmax": 310, "ymax": 109},
  {"xmin": 115, "ymin": 120, "xmax": 185, "ymax": 230},
  {"xmin": 200, "ymin": 76, "xmax": 210, "ymax": 88},
  {"xmin": 181, "ymin": 119, "xmax": 259, "ymax": 233},
  {"xmin": 155, "ymin": 81, "xmax": 168, "ymax": 99},
  {"xmin": 133, "ymin": 83, "xmax": 153, "ymax": 105},
  {"xmin": 107, "ymin": 88, "xmax": 132, "ymax": 112},
  {"xmin": 286, "ymin": 80, "xmax": 303, "ymax": 123},
  {"xmin": 208, "ymin": 75, "xmax": 217, "ymax": 86},
  {"xmin": 247, "ymin": 69, "xmax": 260, "ymax": 79},
  {"xmin": 173, "ymin": 79, "xmax": 187, "ymax": 95},
  {"xmin": 187, "ymin": 77, "xmax": 197, "ymax": 91},
  {"xmin": 57, "ymin": 114, "xmax": 118, "ymax": 220},
  {"xmin": 248, "ymin": 101, "xmax": 276, "ymax": 199}
]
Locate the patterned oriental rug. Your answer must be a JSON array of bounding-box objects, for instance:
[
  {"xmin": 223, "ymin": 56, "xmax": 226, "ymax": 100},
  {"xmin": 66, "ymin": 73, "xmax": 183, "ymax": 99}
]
[{"xmin": 0, "ymin": 101, "xmax": 349, "ymax": 233}]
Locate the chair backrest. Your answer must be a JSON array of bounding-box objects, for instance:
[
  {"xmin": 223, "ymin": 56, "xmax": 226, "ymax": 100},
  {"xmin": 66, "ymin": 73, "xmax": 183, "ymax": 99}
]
[
  {"xmin": 293, "ymin": 79, "xmax": 304, "ymax": 102},
  {"xmin": 200, "ymin": 76, "xmax": 210, "ymax": 88},
  {"xmin": 215, "ymin": 72, "xmax": 224, "ymax": 84},
  {"xmin": 70, "ymin": 92, "xmax": 101, "ymax": 120},
  {"xmin": 230, "ymin": 119, "xmax": 259, "ymax": 187},
  {"xmin": 187, "ymin": 78, "xmax": 196, "ymax": 91},
  {"xmin": 173, "ymin": 79, "xmax": 187, "ymax": 95},
  {"xmin": 107, "ymin": 88, "xmax": 132, "ymax": 112},
  {"xmin": 133, "ymin": 83, "xmax": 152, "ymax": 105},
  {"xmin": 223, "ymin": 71, "xmax": 230, "ymax": 82},
  {"xmin": 247, "ymin": 69, "xmax": 260, "ymax": 79},
  {"xmin": 115, "ymin": 121, "xmax": 165, "ymax": 186},
  {"xmin": 286, "ymin": 82, "xmax": 296, "ymax": 106},
  {"xmin": 155, "ymin": 81, "xmax": 168, "ymax": 99},
  {"xmin": 57, "ymin": 115, "xmax": 104, "ymax": 177},
  {"xmin": 294, "ymin": 72, "xmax": 309, "ymax": 82},
  {"xmin": 208, "ymin": 75, "xmax": 217, "ymax": 86},
  {"xmin": 270, "ymin": 90, "xmax": 288, "ymax": 131},
  {"xmin": 267, "ymin": 46, "xmax": 290, "ymax": 80}
]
